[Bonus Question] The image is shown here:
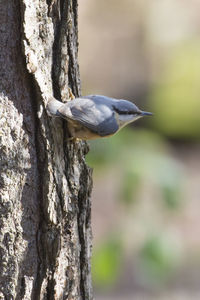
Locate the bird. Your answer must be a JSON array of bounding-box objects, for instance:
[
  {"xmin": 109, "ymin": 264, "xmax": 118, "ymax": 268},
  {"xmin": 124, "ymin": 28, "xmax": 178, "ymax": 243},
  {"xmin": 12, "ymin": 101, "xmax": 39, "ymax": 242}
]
[{"xmin": 47, "ymin": 95, "xmax": 152, "ymax": 140}]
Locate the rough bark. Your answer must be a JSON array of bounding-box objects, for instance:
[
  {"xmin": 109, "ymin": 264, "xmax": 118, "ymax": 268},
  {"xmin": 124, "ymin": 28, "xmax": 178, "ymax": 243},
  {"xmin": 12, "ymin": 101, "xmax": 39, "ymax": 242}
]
[{"xmin": 0, "ymin": 1, "xmax": 93, "ymax": 299}]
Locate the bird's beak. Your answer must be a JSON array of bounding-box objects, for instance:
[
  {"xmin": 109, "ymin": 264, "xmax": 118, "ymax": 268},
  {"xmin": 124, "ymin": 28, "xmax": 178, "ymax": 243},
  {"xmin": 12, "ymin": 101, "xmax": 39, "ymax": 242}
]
[{"xmin": 141, "ymin": 111, "xmax": 153, "ymax": 116}]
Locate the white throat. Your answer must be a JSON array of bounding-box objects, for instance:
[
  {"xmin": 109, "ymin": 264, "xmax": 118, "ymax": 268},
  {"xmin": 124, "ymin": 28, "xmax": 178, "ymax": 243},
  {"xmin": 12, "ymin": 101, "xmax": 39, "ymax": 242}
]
[{"xmin": 117, "ymin": 114, "xmax": 142, "ymax": 128}]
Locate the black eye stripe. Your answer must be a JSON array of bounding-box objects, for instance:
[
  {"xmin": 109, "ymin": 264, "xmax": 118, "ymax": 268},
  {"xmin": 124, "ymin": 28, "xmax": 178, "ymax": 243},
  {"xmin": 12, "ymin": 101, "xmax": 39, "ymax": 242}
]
[{"xmin": 114, "ymin": 108, "xmax": 141, "ymax": 115}]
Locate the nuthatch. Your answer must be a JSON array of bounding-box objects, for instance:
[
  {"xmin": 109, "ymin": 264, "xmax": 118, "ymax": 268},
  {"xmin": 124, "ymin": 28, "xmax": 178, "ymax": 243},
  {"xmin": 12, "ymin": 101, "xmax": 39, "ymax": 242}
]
[{"xmin": 47, "ymin": 95, "xmax": 152, "ymax": 140}]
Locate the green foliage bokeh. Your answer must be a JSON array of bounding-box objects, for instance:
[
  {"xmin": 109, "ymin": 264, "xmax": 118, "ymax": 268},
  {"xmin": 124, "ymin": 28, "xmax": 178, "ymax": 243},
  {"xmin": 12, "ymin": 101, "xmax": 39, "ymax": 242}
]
[
  {"xmin": 149, "ymin": 41, "xmax": 200, "ymax": 139},
  {"xmin": 92, "ymin": 238, "xmax": 123, "ymax": 289},
  {"xmin": 88, "ymin": 128, "xmax": 184, "ymax": 288}
]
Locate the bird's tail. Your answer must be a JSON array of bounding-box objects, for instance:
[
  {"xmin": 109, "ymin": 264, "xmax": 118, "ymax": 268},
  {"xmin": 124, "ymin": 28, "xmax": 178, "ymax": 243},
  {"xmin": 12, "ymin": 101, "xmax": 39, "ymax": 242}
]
[{"xmin": 46, "ymin": 97, "xmax": 63, "ymax": 116}]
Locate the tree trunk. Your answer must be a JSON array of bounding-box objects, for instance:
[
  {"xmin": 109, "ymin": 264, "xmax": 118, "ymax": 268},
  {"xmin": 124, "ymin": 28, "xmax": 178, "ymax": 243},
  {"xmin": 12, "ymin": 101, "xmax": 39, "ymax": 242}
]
[{"xmin": 0, "ymin": 1, "xmax": 93, "ymax": 299}]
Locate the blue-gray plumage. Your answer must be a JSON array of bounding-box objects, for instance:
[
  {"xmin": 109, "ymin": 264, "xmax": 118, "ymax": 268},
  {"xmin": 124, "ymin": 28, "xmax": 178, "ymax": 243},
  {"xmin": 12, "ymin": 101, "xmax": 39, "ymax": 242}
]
[{"xmin": 47, "ymin": 95, "xmax": 152, "ymax": 140}]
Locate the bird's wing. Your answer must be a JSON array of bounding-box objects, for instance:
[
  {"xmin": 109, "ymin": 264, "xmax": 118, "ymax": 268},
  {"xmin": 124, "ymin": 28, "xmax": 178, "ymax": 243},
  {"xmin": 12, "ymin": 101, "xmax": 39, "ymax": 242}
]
[{"xmin": 58, "ymin": 98, "xmax": 119, "ymax": 136}]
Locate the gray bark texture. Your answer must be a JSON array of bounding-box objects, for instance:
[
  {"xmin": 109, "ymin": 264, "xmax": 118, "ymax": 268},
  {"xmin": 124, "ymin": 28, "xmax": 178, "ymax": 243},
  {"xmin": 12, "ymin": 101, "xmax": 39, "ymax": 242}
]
[{"xmin": 0, "ymin": 1, "xmax": 93, "ymax": 299}]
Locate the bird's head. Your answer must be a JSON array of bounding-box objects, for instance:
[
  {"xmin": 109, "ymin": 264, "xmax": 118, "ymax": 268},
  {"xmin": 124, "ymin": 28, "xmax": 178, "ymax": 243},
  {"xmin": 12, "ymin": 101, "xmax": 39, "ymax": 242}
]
[{"xmin": 113, "ymin": 99, "xmax": 152, "ymax": 129}]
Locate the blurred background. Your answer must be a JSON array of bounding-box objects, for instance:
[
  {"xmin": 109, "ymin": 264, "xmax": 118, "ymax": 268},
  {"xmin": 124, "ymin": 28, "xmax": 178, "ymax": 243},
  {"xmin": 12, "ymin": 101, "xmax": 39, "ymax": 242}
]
[{"xmin": 78, "ymin": 0, "xmax": 200, "ymax": 299}]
